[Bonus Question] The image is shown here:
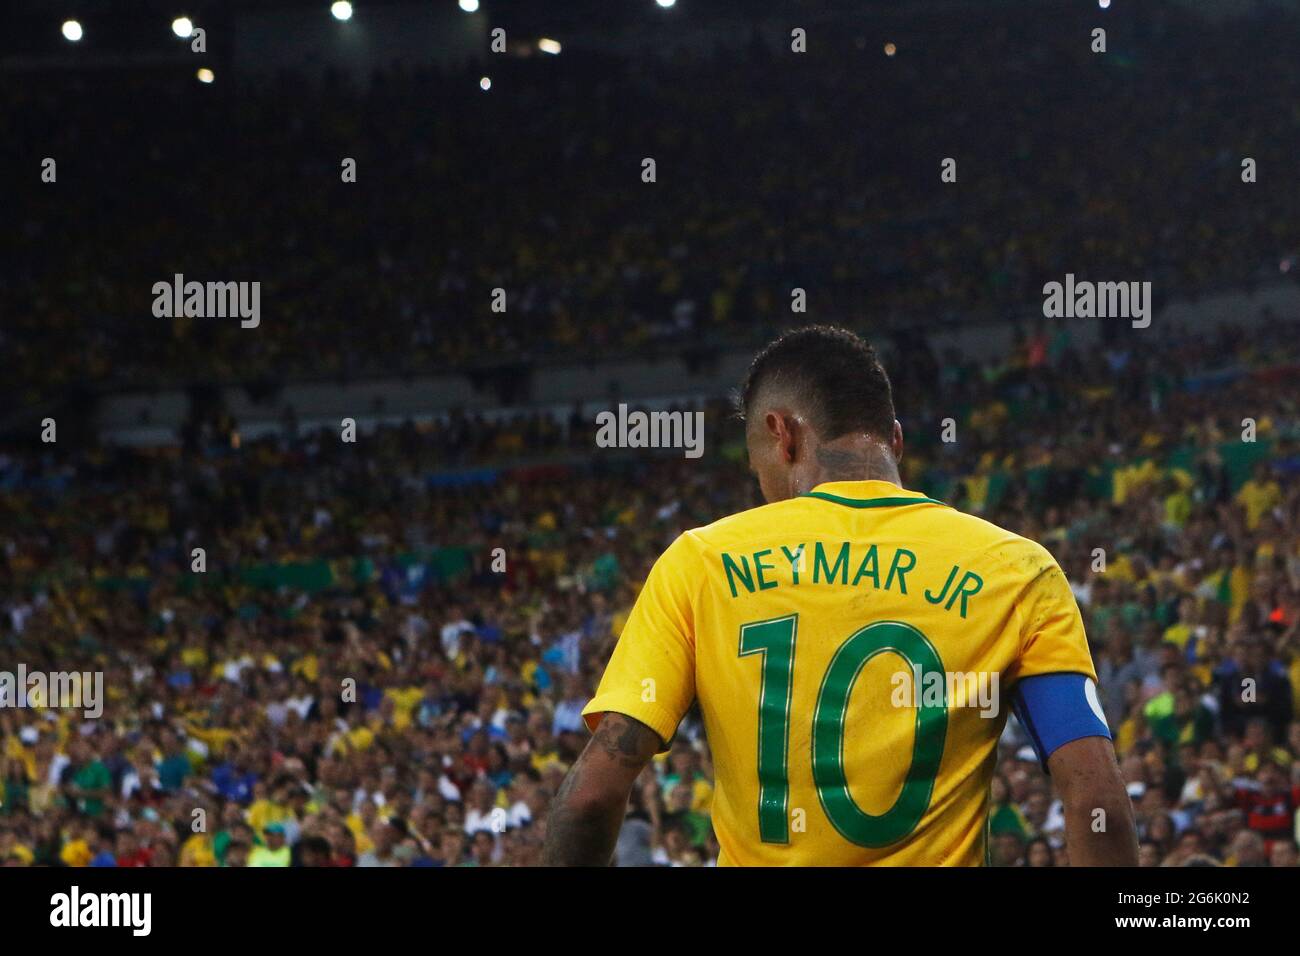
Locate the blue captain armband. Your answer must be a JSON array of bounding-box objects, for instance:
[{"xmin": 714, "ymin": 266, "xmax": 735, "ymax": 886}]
[{"xmin": 1011, "ymin": 673, "xmax": 1112, "ymax": 769}]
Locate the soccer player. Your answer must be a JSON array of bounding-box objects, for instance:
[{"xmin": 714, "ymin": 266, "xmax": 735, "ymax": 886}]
[{"xmin": 542, "ymin": 326, "xmax": 1138, "ymax": 866}]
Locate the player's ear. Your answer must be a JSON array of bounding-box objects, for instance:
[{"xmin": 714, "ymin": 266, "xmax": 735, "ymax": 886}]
[
  {"xmin": 764, "ymin": 409, "xmax": 795, "ymax": 462},
  {"xmin": 773, "ymin": 410, "xmax": 801, "ymax": 464},
  {"xmin": 891, "ymin": 419, "xmax": 904, "ymax": 464}
]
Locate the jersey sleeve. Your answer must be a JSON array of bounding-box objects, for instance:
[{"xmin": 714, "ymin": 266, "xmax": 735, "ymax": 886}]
[
  {"xmin": 1005, "ymin": 547, "xmax": 1099, "ymax": 685},
  {"xmin": 1003, "ymin": 546, "xmax": 1108, "ymax": 767},
  {"xmin": 1003, "ymin": 548, "xmax": 1107, "ymax": 764},
  {"xmin": 582, "ymin": 532, "xmax": 699, "ymax": 750}
]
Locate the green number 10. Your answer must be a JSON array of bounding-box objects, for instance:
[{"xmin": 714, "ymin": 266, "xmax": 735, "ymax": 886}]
[{"xmin": 738, "ymin": 615, "xmax": 948, "ymax": 847}]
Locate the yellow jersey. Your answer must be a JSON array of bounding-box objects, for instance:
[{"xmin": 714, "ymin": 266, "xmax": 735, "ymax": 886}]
[{"xmin": 583, "ymin": 479, "xmax": 1098, "ymax": 866}]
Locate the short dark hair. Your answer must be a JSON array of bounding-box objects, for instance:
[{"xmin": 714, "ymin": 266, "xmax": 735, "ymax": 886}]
[{"xmin": 738, "ymin": 326, "xmax": 896, "ymax": 440}]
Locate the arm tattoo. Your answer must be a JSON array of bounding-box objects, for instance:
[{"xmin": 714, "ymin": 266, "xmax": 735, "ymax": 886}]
[
  {"xmin": 541, "ymin": 713, "xmax": 662, "ymax": 866},
  {"xmin": 595, "ymin": 713, "xmax": 662, "ymax": 768}
]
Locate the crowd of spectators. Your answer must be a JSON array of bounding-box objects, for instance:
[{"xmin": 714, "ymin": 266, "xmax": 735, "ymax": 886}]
[
  {"xmin": 6, "ymin": 3, "xmax": 1300, "ymax": 410},
  {"xmin": 1, "ymin": 312, "xmax": 1298, "ymax": 866},
  {"xmin": 4, "ymin": 0, "xmax": 1300, "ymax": 868}
]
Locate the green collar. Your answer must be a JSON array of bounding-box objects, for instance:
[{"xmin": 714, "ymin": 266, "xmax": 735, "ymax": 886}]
[{"xmin": 799, "ymin": 490, "xmax": 945, "ymax": 509}]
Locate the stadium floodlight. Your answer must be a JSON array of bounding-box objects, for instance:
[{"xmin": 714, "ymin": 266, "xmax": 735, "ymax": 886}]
[
  {"xmin": 196, "ymin": 67, "xmax": 215, "ymax": 83},
  {"xmin": 1099, "ymin": 0, "xmax": 1111, "ymax": 7},
  {"xmin": 172, "ymin": 17, "xmax": 194, "ymax": 39},
  {"xmin": 479, "ymin": 76, "xmax": 491, "ymax": 91},
  {"xmin": 655, "ymin": 0, "xmax": 677, "ymax": 8},
  {"xmin": 538, "ymin": 38, "xmax": 561, "ymax": 55},
  {"xmin": 62, "ymin": 19, "xmax": 83, "ymax": 42},
  {"xmin": 331, "ymin": 1, "xmax": 353, "ymax": 21},
  {"xmin": 459, "ymin": 0, "xmax": 480, "ymax": 13}
]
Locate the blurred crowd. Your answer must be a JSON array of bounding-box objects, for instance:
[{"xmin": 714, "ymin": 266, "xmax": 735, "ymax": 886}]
[
  {"xmin": 6, "ymin": 3, "xmax": 1300, "ymax": 409},
  {"xmin": 4, "ymin": 0, "xmax": 1300, "ymax": 869},
  {"xmin": 1, "ymin": 311, "xmax": 1298, "ymax": 866}
]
